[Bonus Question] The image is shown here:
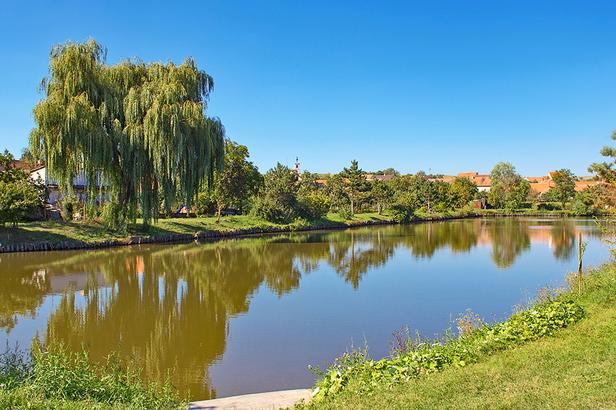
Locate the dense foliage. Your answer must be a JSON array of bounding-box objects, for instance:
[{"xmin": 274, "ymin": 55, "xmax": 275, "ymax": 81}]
[
  {"xmin": 340, "ymin": 160, "xmax": 370, "ymax": 215},
  {"xmin": 0, "ymin": 151, "xmax": 45, "ymax": 226},
  {"xmin": 252, "ymin": 164, "xmax": 300, "ymax": 223},
  {"xmin": 488, "ymin": 162, "xmax": 530, "ymax": 210},
  {"xmin": 198, "ymin": 140, "xmax": 262, "ymax": 220},
  {"xmin": 449, "ymin": 176, "xmax": 479, "ymax": 208},
  {"xmin": 546, "ymin": 169, "xmax": 576, "ymax": 209},
  {"xmin": 589, "ymin": 130, "xmax": 616, "ymax": 183},
  {"xmin": 30, "ymin": 39, "xmax": 224, "ymax": 226}
]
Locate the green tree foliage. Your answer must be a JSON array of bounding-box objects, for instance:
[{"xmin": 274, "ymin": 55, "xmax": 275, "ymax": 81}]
[
  {"xmin": 571, "ymin": 183, "xmax": 616, "ymax": 215},
  {"xmin": 0, "ymin": 151, "xmax": 45, "ymax": 226},
  {"xmin": 297, "ymin": 172, "xmax": 330, "ymax": 219},
  {"xmin": 488, "ymin": 162, "xmax": 530, "ymax": 210},
  {"xmin": 30, "ymin": 39, "xmax": 224, "ymax": 226},
  {"xmin": 390, "ymin": 172, "xmax": 450, "ymax": 214},
  {"xmin": 547, "ymin": 169, "xmax": 576, "ymax": 209},
  {"xmin": 207, "ymin": 140, "xmax": 262, "ymax": 221},
  {"xmin": 431, "ymin": 179, "xmax": 453, "ymax": 212},
  {"xmin": 298, "ymin": 171, "xmax": 325, "ymax": 197},
  {"xmin": 340, "ymin": 160, "xmax": 369, "ymax": 215},
  {"xmin": 589, "ymin": 130, "xmax": 616, "ymax": 183},
  {"xmin": 449, "ymin": 176, "xmax": 479, "ymax": 208},
  {"xmin": 252, "ymin": 164, "xmax": 299, "ymax": 223},
  {"xmin": 370, "ymin": 180, "xmax": 394, "ymax": 215},
  {"xmin": 326, "ymin": 174, "xmax": 351, "ymax": 216},
  {"xmin": 297, "ymin": 190, "xmax": 330, "ymax": 219},
  {"xmin": 19, "ymin": 148, "xmax": 35, "ymax": 167},
  {"xmin": 373, "ymin": 168, "xmax": 400, "ymax": 176}
]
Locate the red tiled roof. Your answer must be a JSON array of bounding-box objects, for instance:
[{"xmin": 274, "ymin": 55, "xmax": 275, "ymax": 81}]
[{"xmin": 458, "ymin": 172, "xmax": 479, "ymax": 177}]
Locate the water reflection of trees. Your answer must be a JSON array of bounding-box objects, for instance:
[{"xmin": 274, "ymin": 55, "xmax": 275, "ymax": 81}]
[
  {"xmin": 0, "ymin": 218, "xmax": 600, "ymax": 398},
  {"xmin": 487, "ymin": 219, "xmax": 531, "ymax": 268}
]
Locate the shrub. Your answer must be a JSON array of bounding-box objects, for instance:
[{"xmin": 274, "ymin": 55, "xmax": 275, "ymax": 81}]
[
  {"xmin": 100, "ymin": 202, "xmax": 127, "ymax": 232},
  {"xmin": 571, "ymin": 194, "xmax": 596, "ymax": 216},
  {"xmin": 298, "ymin": 191, "xmax": 330, "ymax": 220},
  {"xmin": 252, "ymin": 164, "xmax": 299, "ymax": 223},
  {"xmin": 251, "ymin": 195, "xmax": 297, "ymax": 224},
  {"xmin": 0, "ymin": 179, "xmax": 43, "ymax": 226},
  {"xmin": 337, "ymin": 206, "xmax": 353, "ymax": 220},
  {"xmin": 537, "ymin": 202, "xmax": 562, "ymax": 211},
  {"xmin": 196, "ymin": 191, "xmax": 216, "ymax": 216},
  {"xmin": 60, "ymin": 196, "xmax": 78, "ymax": 221},
  {"xmin": 390, "ymin": 202, "xmax": 415, "ymax": 223}
]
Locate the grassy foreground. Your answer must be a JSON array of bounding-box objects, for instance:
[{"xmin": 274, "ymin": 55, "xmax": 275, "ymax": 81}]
[
  {"xmin": 0, "ymin": 344, "xmax": 183, "ymax": 409},
  {"xmin": 304, "ymin": 263, "xmax": 616, "ymax": 410}
]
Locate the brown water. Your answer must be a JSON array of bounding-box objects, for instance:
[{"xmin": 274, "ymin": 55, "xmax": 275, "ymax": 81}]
[{"xmin": 0, "ymin": 218, "xmax": 609, "ymax": 400}]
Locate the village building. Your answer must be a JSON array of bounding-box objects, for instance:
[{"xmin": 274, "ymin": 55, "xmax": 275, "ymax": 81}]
[
  {"xmin": 29, "ymin": 165, "xmax": 108, "ymax": 206},
  {"xmin": 446, "ymin": 171, "xmax": 603, "ymax": 195},
  {"xmin": 0, "ymin": 159, "xmax": 33, "ymax": 172}
]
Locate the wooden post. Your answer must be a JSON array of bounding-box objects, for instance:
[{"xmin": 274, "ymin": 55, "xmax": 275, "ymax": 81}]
[
  {"xmin": 577, "ymin": 232, "xmax": 583, "ymax": 275},
  {"xmin": 578, "ymin": 232, "xmax": 583, "ymax": 293}
]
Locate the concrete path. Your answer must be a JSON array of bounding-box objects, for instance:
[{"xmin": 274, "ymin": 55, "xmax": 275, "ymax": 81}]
[{"xmin": 189, "ymin": 389, "xmax": 312, "ymax": 410}]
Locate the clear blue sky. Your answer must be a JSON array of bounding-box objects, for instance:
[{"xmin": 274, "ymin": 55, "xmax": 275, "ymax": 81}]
[{"xmin": 1, "ymin": 1, "xmax": 616, "ymax": 176}]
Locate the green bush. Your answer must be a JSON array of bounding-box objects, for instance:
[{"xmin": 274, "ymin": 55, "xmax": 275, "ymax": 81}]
[
  {"xmin": 100, "ymin": 202, "xmax": 127, "ymax": 232},
  {"xmin": 571, "ymin": 194, "xmax": 596, "ymax": 216},
  {"xmin": 537, "ymin": 202, "xmax": 562, "ymax": 211},
  {"xmin": 337, "ymin": 206, "xmax": 353, "ymax": 220},
  {"xmin": 311, "ymin": 299, "xmax": 584, "ymax": 402},
  {"xmin": 195, "ymin": 191, "xmax": 213, "ymax": 216},
  {"xmin": 60, "ymin": 196, "xmax": 79, "ymax": 221},
  {"xmin": 252, "ymin": 164, "xmax": 299, "ymax": 223},
  {"xmin": 390, "ymin": 202, "xmax": 415, "ymax": 223},
  {"xmin": 298, "ymin": 191, "xmax": 331, "ymax": 220},
  {"xmin": 0, "ymin": 179, "xmax": 43, "ymax": 226},
  {"xmin": 251, "ymin": 195, "xmax": 297, "ymax": 224}
]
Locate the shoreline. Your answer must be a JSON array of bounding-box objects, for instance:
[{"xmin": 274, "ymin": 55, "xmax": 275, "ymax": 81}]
[
  {"xmin": 0, "ymin": 212, "xmax": 482, "ymax": 254},
  {"xmin": 0, "ymin": 210, "xmax": 592, "ymax": 254}
]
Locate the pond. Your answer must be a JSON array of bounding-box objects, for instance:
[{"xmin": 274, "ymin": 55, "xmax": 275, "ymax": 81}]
[{"xmin": 0, "ymin": 217, "xmax": 610, "ymax": 400}]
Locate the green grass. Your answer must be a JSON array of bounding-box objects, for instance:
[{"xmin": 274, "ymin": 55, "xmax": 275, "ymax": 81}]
[
  {"xmin": 0, "ymin": 344, "xmax": 184, "ymax": 409},
  {"xmin": 304, "ymin": 264, "xmax": 616, "ymax": 409},
  {"xmin": 0, "ymin": 213, "xmax": 391, "ymax": 246},
  {"xmin": 0, "ymin": 211, "xmax": 448, "ymax": 249},
  {"xmin": 0, "ymin": 208, "xmax": 595, "ymax": 250}
]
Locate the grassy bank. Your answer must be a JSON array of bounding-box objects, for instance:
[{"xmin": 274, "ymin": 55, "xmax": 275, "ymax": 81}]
[
  {"xmin": 0, "ymin": 208, "xmax": 587, "ymax": 253},
  {"xmin": 303, "ymin": 263, "xmax": 616, "ymax": 409},
  {"xmin": 0, "ymin": 210, "xmax": 481, "ymax": 253},
  {"xmin": 0, "ymin": 344, "xmax": 183, "ymax": 409}
]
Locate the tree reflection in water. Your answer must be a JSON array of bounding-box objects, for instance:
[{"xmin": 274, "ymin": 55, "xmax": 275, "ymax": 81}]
[{"xmin": 0, "ymin": 218, "xmax": 600, "ymax": 399}]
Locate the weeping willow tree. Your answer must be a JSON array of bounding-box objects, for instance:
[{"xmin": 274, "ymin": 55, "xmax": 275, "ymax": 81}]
[{"xmin": 30, "ymin": 39, "xmax": 225, "ymax": 226}]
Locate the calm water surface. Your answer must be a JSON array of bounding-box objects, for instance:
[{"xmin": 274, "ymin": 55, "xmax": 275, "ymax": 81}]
[{"xmin": 0, "ymin": 218, "xmax": 610, "ymax": 400}]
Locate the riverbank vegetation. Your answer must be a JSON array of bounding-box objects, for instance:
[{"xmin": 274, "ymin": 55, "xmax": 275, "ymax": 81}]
[
  {"xmin": 0, "ymin": 343, "xmax": 183, "ymax": 409},
  {"xmin": 303, "ymin": 262, "xmax": 616, "ymax": 409}
]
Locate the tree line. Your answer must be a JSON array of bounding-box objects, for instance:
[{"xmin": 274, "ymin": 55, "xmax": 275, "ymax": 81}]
[{"xmin": 1, "ymin": 39, "xmax": 615, "ymax": 228}]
